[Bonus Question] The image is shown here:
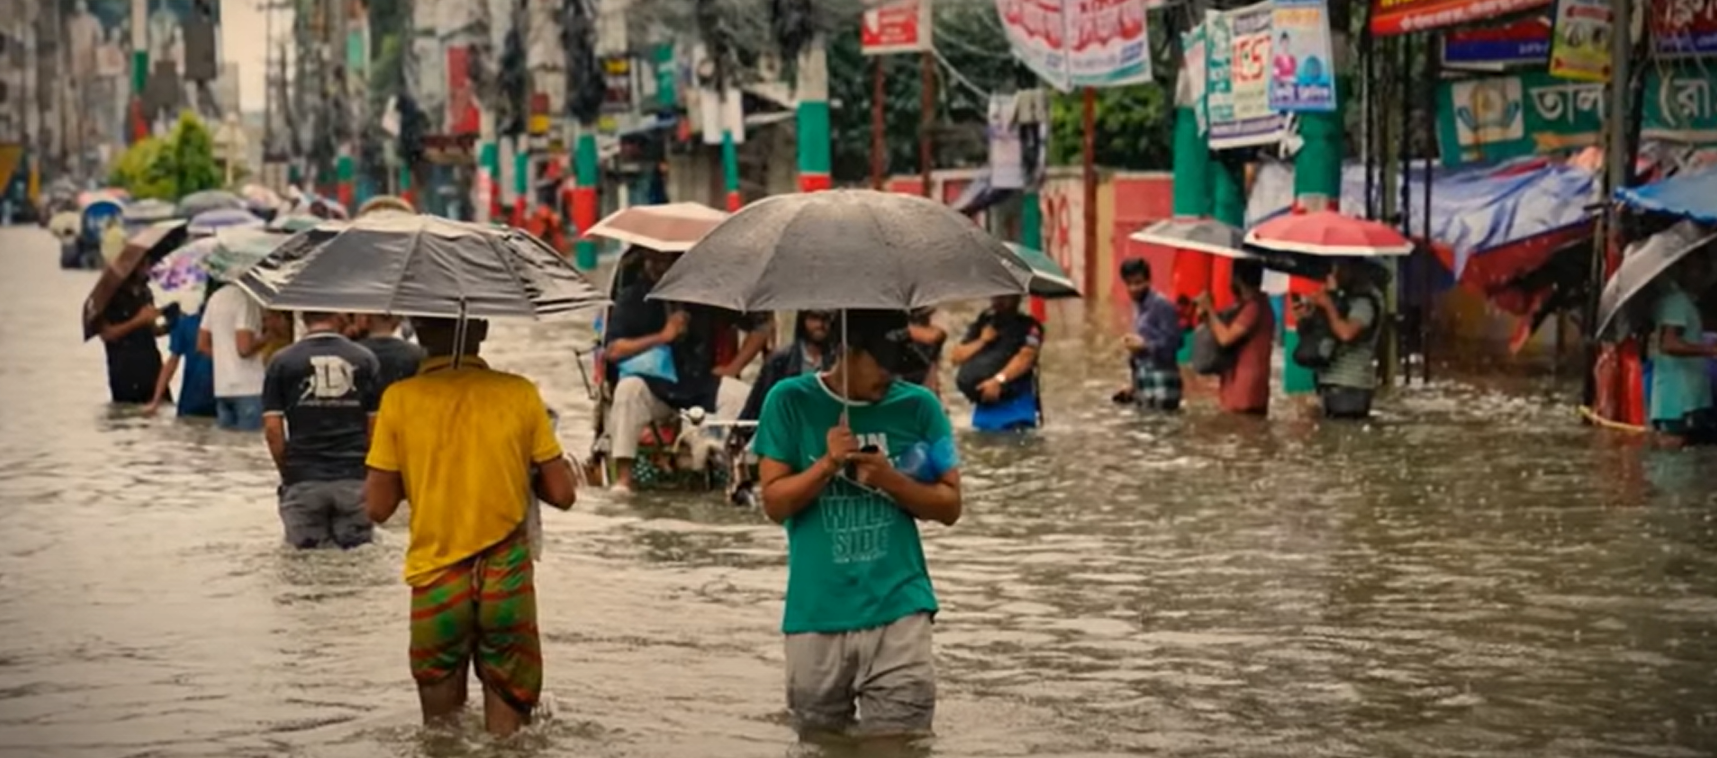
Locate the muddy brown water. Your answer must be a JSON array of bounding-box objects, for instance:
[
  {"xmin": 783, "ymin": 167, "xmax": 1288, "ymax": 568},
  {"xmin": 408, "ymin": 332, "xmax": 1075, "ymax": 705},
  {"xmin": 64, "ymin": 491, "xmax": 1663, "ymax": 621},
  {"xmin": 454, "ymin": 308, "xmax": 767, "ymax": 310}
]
[{"xmin": 2, "ymin": 226, "xmax": 1715, "ymax": 758}]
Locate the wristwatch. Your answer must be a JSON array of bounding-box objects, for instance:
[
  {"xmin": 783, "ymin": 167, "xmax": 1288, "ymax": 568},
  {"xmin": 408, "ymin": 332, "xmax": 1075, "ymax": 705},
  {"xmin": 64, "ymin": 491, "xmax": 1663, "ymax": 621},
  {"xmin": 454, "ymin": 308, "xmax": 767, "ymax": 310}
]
[{"xmin": 993, "ymin": 372, "xmax": 1008, "ymax": 384}]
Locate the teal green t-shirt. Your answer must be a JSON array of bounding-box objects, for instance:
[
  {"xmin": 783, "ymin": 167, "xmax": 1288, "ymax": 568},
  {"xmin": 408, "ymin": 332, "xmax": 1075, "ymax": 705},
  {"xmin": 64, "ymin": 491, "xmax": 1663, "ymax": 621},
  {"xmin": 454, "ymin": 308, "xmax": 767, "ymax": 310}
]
[
  {"xmin": 753, "ymin": 373, "xmax": 959, "ymax": 635},
  {"xmin": 1650, "ymin": 287, "xmax": 1714, "ymax": 423}
]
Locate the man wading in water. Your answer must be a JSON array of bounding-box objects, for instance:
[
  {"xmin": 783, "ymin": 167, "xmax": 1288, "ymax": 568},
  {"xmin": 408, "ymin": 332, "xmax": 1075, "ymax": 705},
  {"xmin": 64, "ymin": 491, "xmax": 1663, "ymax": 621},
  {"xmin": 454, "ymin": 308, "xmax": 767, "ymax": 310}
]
[
  {"xmin": 753, "ymin": 310, "xmax": 962, "ymax": 739},
  {"xmin": 364, "ymin": 317, "xmax": 577, "ymax": 736}
]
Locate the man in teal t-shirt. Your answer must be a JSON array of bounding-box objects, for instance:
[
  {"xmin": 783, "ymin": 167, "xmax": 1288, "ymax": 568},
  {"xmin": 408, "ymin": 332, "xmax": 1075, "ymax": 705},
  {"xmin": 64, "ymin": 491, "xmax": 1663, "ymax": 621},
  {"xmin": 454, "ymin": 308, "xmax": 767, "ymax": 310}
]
[
  {"xmin": 1650, "ymin": 273, "xmax": 1716, "ymax": 446},
  {"xmin": 753, "ymin": 309, "xmax": 962, "ymax": 738}
]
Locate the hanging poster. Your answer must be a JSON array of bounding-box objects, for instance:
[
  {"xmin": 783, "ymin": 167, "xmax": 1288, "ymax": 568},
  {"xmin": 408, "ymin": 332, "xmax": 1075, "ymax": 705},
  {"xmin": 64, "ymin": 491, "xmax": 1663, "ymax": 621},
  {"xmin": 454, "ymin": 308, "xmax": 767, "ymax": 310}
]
[
  {"xmin": 1206, "ymin": 2, "xmax": 1284, "ymax": 150},
  {"xmin": 862, "ymin": 0, "xmax": 933, "ymax": 55},
  {"xmin": 1178, "ymin": 21, "xmax": 1208, "ymax": 135},
  {"xmin": 995, "ymin": 0, "xmax": 1152, "ymax": 91},
  {"xmin": 1547, "ymin": 0, "xmax": 1613, "ymax": 82},
  {"xmin": 1370, "ymin": 0, "xmax": 1554, "ymax": 36},
  {"xmin": 446, "ymin": 46, "xmax": 481, "ymax": 136},
  {"xmin": 1650, "ymin": 0, "xmax": 1717, "ymax": 57},
  {"xmin": 1268, "ymin": 0, "xmax": 1336, "ymax": 112},
  {"xmin": 1442, "ymin": 14, "xmax": 1552, "ymax": 69}
]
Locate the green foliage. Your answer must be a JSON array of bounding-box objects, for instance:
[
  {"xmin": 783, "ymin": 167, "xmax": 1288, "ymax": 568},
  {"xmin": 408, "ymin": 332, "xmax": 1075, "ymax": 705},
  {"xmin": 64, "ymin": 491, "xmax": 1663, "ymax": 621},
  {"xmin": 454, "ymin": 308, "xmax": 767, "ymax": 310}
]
[
  {"xmin": 107, "ymin": 111, "xmax": 223, "ymax": 200},
  {"xmin": 1048, "ymin": 83, "xmax": 1173, "ymax": 169}
]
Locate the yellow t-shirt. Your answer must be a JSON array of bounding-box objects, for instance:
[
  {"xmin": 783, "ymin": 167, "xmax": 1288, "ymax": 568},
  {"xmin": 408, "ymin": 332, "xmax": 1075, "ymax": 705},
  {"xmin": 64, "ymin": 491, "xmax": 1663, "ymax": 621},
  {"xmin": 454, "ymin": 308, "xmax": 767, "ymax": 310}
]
[{"xmin": 366, "ymin": 356, "xmax": 564, "ymax": 586}]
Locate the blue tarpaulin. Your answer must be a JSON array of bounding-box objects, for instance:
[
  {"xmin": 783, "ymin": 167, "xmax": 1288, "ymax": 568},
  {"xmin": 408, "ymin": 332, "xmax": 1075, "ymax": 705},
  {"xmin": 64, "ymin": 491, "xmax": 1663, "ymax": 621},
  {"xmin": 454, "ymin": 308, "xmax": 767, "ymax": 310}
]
[
  {"xmin": 1615, "ymin": 168, "xmax": 1717, "ymax": 223},
  {"xmin": 1247, "ymin": 160, "xmax": 1597, "ymax": 278}
]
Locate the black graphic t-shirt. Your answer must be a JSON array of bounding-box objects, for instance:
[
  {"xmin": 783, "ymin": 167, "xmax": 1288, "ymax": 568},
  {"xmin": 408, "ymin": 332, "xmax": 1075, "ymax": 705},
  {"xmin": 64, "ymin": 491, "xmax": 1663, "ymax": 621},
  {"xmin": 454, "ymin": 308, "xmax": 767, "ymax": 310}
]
[
  {"xmin": 358, "ymin": 335, "xmax": 426, "ymax": 396},
  {"xmin": 262, "ymin": 333, "xmax": 382, "ymax": 484}
]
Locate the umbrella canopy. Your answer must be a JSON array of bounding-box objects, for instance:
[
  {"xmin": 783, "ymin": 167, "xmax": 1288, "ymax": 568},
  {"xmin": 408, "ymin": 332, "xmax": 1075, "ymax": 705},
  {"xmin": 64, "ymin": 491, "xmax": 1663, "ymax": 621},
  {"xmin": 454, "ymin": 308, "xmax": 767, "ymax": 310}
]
[
  {"xmin": 1130, "ymin": 217, "xmax": 1250, "ymax": 258},
  {"xmin": 176, "ymin": 189, "xmax": 246, "ymax": 217},
  {"xmin": 188, "ymin": 207, "xmax": 265, "ymax": 236},
  {"xmin": 585, "ymin": 202, "xmax": 729, "ymax": 252},
  {"xmin": 357, "ymin": 195, "xmax": 415, "ymax": 217},
  {"xmin": 238, "ymin": 183, "xmax": 283, "ymax": 212},
  {"xmin": 1594, "ymin": 220, "xmax": 1717, "ymax": 339},
  {"xmin": 81, "ymin": 220, "xmax": 190, "ymax": 340},
  {"xmin": 123, "ymin": 198, "xmax": 179, "ymax": 223},
  {"xmin": 150, "ymin": 236, "xmax": 219, "ymax": 294},
  {"xmin": 205, "ymin": 227, "xmax": 291, "ymax": 283},
  {"xmin": 648, "ymin": 190, "xmax": 1030, "ymax": 312},
  {"xmin": 1244, "ymin": 210, "xmax": 1415, "ymax": 257},
  {"xmin": 235, "ymin": 213, "xmax": 608, "ymax": 319},
  {"xmin": 268, "ymin": 213, "xmax": 324, "ymax": 233},
  {"xmin": 1003, "ymin": 242, "xmax": 1080, "ymax": 299},
  {"xmin": 1615, "ymin": 168, "xmax": 1717, "ymax": 223}
]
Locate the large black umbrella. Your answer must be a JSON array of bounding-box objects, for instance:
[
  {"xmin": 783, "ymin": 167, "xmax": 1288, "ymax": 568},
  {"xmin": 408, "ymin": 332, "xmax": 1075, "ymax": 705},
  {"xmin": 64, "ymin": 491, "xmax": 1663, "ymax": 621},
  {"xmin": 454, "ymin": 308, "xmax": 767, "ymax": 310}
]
[
  {"xmin": 234, "ymin": 213, "xmax": 608, "ymax": 319},
  {"xmin": 1595, "ymin": 220, "xmax": 1717, "ymax": 339},
  {"xmin": 647, "ymin": 190, "xmax": 1030, "ymax": 311}
]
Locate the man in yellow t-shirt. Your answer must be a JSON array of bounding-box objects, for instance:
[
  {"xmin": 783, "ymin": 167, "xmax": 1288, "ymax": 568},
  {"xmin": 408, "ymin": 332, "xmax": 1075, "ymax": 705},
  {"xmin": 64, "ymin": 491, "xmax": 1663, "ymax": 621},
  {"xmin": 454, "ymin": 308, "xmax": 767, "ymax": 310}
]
[{"xmin": 364, "ymin": 317, "xmax": 577, "ymax": 737}]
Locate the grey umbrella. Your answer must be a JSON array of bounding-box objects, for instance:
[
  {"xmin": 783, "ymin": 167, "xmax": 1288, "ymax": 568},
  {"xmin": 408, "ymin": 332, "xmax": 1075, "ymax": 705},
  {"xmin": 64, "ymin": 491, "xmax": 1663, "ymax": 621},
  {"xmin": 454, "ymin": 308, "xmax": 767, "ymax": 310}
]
[
  {"xmin": 234, "ymin": 213, "xmax": 609, "ymax": 319},
  {"xmin": 1595, "ymin": 220, "xmax": 1717, "ymax": 339},
  {"xmin": 647, "ymin": 190, "xmax": 1031, "ymax": 312},
  {"xmin": 176, "ymin": 189, "xmax": 247, "ymax": 217},
  {"xmin": 1129, "ymin": 217, "xmax": 1249, "ymax": 259}
]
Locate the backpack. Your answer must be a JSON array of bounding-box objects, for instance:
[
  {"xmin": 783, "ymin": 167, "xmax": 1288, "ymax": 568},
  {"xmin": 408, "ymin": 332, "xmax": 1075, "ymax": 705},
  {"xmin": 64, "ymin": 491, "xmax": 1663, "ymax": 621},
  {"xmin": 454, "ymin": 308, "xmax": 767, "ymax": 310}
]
[
  {"xmin": 1293, "ymin": 291, "xmax": 1380, "ymax": 370},
  {"xmin": 1190, "ymin": 304, "xmax": 1243, "ymax": 376}
]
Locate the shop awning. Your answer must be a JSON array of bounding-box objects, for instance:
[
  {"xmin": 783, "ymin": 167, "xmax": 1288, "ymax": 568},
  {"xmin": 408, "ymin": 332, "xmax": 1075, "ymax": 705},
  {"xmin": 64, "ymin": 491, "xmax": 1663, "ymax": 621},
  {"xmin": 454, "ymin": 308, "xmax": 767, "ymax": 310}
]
[{"xmin": 1615, "ymin": 167, "xmax": 1717, "ymax": 224}]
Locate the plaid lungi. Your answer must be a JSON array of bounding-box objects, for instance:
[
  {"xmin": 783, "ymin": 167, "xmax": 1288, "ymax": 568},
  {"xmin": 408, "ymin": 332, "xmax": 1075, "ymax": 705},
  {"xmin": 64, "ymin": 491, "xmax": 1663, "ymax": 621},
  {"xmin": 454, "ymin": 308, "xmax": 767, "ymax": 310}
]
[{"xmin": 1132, "ymin": 362, "xmax": 1183, "ymax": 411}]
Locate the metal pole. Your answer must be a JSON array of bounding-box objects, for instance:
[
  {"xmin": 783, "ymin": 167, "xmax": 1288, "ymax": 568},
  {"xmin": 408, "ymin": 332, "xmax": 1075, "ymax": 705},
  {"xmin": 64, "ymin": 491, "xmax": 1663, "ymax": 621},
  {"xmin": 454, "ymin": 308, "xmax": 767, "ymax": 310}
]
[
  {"xmin": 1422, "ymin": 32, "xmax": 1437, "ymax": 385},
  {"xmin": 871, "ymin": 56, "xmax": 884, "ymax": 189},
  {"xmin": 919, "ymin": 50, "xmax": 933, "ymax": 198},
  {"xmin": 1081, "ymin": 85, "xmax": 1097, "ymax": 297},
  {"xmin": 1582, "ymin": 0, "xmax": 1632, "ymax": 407}
]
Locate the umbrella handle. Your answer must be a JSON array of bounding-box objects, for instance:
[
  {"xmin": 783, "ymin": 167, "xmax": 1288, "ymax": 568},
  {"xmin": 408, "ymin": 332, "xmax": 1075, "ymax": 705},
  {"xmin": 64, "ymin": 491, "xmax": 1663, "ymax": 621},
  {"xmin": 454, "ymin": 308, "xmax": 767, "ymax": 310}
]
[{"xmin": 452, "ymin": 299, "xmax": 470, "ymax": 369}]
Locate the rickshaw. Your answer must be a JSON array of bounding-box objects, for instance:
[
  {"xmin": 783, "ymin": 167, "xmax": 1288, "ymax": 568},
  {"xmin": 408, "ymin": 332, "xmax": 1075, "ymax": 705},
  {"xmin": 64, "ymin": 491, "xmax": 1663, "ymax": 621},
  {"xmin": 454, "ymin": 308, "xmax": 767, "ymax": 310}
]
[
  {"xmin": 61, "ymin": 195, "xmax": 125, "ymax": 270},
  {"xmin": 580, "ymin": 246, "xmax": 760, "ymax": 493}
]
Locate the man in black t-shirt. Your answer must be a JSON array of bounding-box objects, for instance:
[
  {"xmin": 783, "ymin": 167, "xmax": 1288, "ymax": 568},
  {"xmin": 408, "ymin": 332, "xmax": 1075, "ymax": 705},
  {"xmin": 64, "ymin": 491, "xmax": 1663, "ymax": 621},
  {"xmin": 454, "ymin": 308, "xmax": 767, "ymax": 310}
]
[
  {"xmin": 262, "ymin": 312, "xmax": 382, "ymax": 549},
  {"xmin": 356, "ymin": 314, "xmax": 426, "ymax": 396},
  {"xmin": 602, "ymin": 248, "xmax": 763, "ymax": 492}
]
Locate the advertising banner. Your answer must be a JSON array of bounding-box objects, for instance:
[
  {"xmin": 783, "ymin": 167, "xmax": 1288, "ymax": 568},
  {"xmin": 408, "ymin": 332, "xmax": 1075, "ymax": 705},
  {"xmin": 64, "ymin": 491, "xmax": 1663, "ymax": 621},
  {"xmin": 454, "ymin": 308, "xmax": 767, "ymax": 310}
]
[
  {"xmin": 1547, "ymin": 0, "xmax": 1612, "ymax": 82},
  {"xmin": 862, "ymin": 0, "xmax": 933, "ymax": 55},
  {"xmin": 1268, "ymin": 0, "xmax": 1336, "ymax": 112},
  {"xmin": 1370, "ymin": 0, "xmax": 1554, "ymax": 36},
  {"xmin": 995, "ymin": 0, "xmax": 1152, "ymax": 90},
  {"xmin": 1206, "ymin": 2, "xmax": 1284, "ymax": 150}
]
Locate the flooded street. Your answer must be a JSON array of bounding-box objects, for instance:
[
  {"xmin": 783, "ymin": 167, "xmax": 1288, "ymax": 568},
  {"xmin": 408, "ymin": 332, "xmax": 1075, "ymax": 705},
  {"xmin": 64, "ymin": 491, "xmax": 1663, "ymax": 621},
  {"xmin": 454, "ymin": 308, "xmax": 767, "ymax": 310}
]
[{"xmin": 3, "ymin": 224, "xmax": 1717, "ymax": 758}]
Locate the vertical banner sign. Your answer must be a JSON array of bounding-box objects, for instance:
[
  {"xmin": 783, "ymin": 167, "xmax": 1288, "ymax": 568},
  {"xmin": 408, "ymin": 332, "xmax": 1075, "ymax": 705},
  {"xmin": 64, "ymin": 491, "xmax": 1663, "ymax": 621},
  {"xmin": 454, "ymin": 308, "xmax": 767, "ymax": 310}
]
[
  {"xmin": 1268, "ymin": 0, "xmax": 1336, "ymax": 112},
  {"xmin": 1179, "ymin": 21, "xmax": 1208, "ymax": 134},
  {"xmin": 1207, "ymin": 2, "xmax": 1284, "ymax": 149},
  {"xmin": 862, "ymin": 0, "xmax": 932, "ymax": 55},
  {"xmin": 1650, "ymin": 0, "xmax": 1717, "ymax": 57},
  {"xmin": 446, "ymin": 46, "xmax": 480, "ymax": 135},
  {"xmin": 1548, "ymin": 0, "xmax": 1613, "ymax": 81},
  {"xmin": 995, "ymin": 0, "xmax": 1152, "ymax": 90},
  {"xmin": 1270, "ymin": 0, "xmax": 1332, "ymax": 110},
  {"xmin": 1370, "ymin": 0, "xmax": 1554, "ymax": 36}
]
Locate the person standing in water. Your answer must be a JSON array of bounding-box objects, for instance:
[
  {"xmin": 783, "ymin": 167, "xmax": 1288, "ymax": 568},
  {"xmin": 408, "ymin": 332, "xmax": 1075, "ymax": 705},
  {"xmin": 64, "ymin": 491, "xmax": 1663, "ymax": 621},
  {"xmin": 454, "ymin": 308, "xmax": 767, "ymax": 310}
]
[
  {"xmin": 365, "ymin": 317, "xmax": 577, "ymax": 736},
  {"xmin": 356, "ymin": 314, "xmax": 426, "ymax": 395},
  {"xmin": 754, "ymin": 309, "xmax": 962, "ymax": 738}
]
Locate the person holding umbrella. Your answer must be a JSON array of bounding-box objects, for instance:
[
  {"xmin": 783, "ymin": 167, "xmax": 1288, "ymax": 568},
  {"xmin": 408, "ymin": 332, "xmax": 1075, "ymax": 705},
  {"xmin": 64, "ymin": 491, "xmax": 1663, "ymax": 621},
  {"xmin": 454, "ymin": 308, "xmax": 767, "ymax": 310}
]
[
  {"xmin": 97, "ymin": 266, "xmax": 174, "ymax": 404},
  {"xmin": 235, "ymin": 212, "xmax": 604, "ymax": 736},
  {"xmin": 1294, "ymin": 259, "xmax": 1385, "ymax": 420},
  {"xmin": 646, "ymin": 189, "xmax": 1030, "ymax": 738},
  {"xmin": 1647, "ymin": 255, "xmax": 1717, "ymax": 446},
  {"xmin": 753, "ymin": 309, "xmax": 961, "ymax": 738}
]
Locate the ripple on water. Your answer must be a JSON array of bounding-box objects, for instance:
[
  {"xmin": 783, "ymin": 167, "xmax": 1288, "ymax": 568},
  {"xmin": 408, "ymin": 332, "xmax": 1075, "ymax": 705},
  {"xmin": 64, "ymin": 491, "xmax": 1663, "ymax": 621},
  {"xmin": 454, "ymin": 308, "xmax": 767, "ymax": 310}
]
[{"xmin": 5, "ymin": 227, "xmax": 1717, "ymax": 756}]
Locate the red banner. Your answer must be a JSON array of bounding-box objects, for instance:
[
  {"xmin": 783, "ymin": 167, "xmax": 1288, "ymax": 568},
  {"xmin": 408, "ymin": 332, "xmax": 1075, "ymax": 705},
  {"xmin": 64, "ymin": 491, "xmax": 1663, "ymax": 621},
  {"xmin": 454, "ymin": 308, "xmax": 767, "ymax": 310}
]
[
  {"xmin": 446, "ymin": 46, "xmax": 479, "ymax": 135},
  {"xmin": 862, "ymin": 0, "xmax": 931, "ymax": 55},
  {"xmin": 1651, "ymin": 0, "xmax": 1717, "ymax": 56},
  {"xmin": 1370, "ymin": 0, "xmax": 1553, "ymax": 36}
]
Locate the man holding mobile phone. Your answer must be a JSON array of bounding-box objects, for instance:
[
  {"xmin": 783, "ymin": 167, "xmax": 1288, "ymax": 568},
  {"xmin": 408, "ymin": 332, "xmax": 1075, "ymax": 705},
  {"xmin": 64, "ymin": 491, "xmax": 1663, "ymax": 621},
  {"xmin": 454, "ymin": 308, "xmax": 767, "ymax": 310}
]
[{"xmin": 753, "ymin": 309, "xmax": 962, "ymax": 740}]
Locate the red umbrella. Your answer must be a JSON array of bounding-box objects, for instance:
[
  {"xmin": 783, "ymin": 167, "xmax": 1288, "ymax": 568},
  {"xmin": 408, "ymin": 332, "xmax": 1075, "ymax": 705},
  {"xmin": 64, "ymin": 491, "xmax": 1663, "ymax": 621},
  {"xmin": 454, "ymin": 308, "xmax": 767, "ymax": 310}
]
[{"xmin": 1243, "ymin": 210, "xmax": 1414, "ymax": 257}]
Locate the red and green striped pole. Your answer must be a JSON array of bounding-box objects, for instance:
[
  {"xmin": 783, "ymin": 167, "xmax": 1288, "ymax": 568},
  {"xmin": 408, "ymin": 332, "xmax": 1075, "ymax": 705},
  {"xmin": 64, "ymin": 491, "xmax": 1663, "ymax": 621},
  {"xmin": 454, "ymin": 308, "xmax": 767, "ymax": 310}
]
[
  {"xmin": 721, "ymin": 118, "xmax": 741, "ymax": 210},
  {"xmin": 572, "ymin": 127, "xmax": 600, "ymax": 269},
  {"xmin": 796, "ymin": 36, "xmax": 832, "ymax": 192},
  {"xmin": 130, "ymin": 0, "xmax": 148, "ymax": 143}
]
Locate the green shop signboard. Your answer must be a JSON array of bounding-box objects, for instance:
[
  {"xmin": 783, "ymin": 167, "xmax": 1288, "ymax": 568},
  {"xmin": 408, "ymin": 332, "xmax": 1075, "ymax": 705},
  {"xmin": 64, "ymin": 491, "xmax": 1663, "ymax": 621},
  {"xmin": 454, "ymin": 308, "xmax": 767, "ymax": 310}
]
[{"xmin": 1438, "ymin": 67, "xmax": 1717, "ymax": 166}]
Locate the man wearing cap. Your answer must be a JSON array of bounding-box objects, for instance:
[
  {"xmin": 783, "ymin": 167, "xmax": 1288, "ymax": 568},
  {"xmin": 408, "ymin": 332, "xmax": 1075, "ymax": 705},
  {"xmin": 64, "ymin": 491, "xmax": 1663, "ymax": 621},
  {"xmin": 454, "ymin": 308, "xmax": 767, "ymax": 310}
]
[{"xmin": 753, "ymin": 309, "xmax": 962, "ymax": 739}]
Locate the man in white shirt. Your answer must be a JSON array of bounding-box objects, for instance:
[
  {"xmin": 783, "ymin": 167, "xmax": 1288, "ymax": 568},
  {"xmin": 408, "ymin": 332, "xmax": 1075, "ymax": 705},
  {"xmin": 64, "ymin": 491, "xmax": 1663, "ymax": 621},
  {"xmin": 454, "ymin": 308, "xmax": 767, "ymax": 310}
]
[{"xmin": 197, "ymin": 282, "xmax": 268, "ymax": 431}]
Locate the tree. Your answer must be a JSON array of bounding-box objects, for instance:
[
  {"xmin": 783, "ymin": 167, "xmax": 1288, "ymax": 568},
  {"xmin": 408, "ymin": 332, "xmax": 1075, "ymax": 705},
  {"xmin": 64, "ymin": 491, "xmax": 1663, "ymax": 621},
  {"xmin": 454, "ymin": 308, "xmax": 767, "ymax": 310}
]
[{"xmin": 107, "ymin": 111, "xmax": 224, "ymax": 199}]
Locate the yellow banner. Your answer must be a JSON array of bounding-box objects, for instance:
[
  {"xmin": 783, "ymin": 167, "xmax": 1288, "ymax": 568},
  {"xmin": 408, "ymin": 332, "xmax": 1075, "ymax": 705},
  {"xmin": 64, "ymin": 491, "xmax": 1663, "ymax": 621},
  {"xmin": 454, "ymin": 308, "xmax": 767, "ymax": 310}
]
[{"xmin": 1549, "ymin": 0, "xmax": 1613, "ymax": 82}]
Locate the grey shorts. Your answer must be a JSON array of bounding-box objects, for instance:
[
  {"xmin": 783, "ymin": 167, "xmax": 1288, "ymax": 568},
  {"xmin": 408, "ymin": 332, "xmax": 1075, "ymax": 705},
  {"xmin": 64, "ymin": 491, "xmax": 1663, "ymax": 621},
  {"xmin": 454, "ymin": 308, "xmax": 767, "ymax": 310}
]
[
  {"xmin": 278, "ymin": 479, "xmax": 372, "ymax": 549},
  {"xmin": 784, "ymin": 611, "xmax": 936, "ymax": 737}
]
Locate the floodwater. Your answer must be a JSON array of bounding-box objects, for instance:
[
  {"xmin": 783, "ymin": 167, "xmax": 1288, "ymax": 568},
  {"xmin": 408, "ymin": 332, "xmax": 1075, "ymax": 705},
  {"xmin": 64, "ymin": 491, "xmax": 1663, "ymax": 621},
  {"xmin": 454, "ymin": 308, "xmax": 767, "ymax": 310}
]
[{"xmin": 2, "ymin": 225, "xmax": 1716, "ymax": 758}]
